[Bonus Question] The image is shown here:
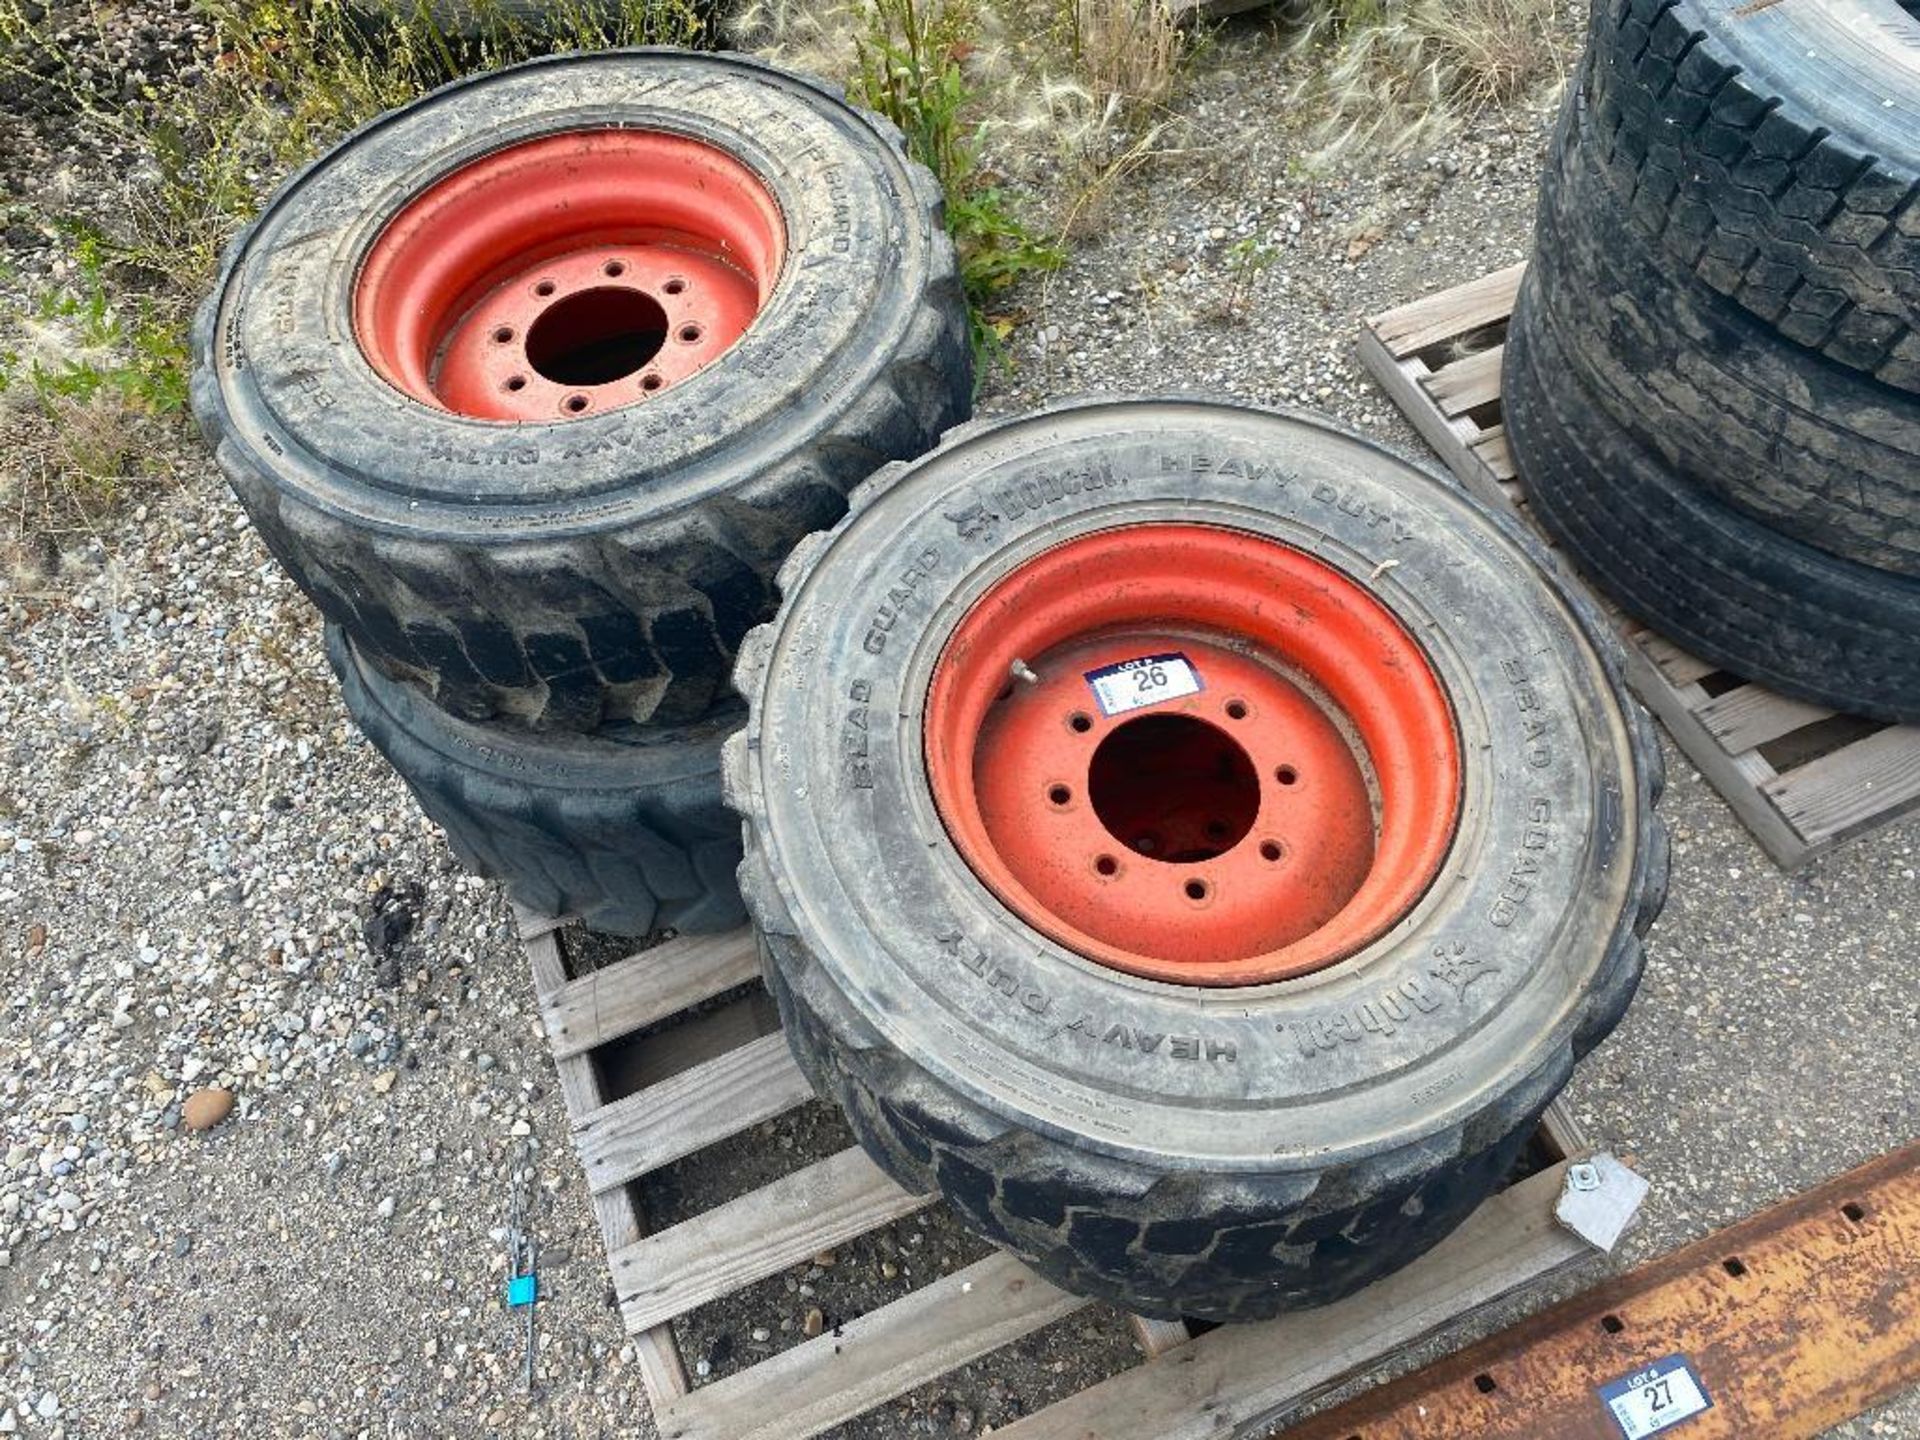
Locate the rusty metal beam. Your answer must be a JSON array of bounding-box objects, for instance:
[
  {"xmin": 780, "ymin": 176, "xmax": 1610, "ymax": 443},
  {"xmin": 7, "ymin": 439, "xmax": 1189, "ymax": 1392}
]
[{"xmin": 1284, "ymin": 1143, "xmax": 1920, "ymax": 1440}]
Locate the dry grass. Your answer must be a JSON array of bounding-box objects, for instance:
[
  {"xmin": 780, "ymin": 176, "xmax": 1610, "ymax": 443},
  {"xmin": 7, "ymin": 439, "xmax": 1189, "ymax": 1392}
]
[
  {"xmin": 1419, "ymin": 0, "xmax": 1562, "ymax": 108},
  {"xmin": 0, "ymin": 0, "xmax": 707, "ymax": 576},
  {"xmin": 1071, "ymin": 0, "xmax": 1182, "ymax": 115},
  {"xmin": 1286, "ymin": 0, "xmax": 1566, "ymax": 166},
  {"xmin": 729, "ymin": 0, "xmax": 867, "ymax": 81},
  {"xmin": 0, "ymin": 394, "xmax": 168, "ymax": 595}
]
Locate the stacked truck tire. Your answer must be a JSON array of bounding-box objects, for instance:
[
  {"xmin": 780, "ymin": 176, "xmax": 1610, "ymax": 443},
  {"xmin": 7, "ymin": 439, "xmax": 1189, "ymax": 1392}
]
[{"xmin": 1505, "ymin": 0, "xmax": 1920, "ymax": 721}]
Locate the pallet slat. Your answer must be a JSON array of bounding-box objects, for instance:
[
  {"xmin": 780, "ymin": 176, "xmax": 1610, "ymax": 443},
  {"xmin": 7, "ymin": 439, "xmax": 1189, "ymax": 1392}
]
[
  {"xmin": 1428, "ymin": 343, "xmax": 1504, "ymax": 416},
  {"xmin": 575, "ymin": 1030, "xmax": 811, "ymax": 1193},
  {"xmin": 613, "ymin": 1146, "xmax": 938, "ymax": 1334},
  {"xmin": 541, "ymin": 929, "xmax": 761, "ymax": 1061},
  {"xmin": 1369, "ymin": 262, "xmax": 1527, "ymax": 357},
  {"xmin": 1359, "ymin": 272, "xmax": 1920, "ymax": 869},
  {"xmin": 658, "ymin": 1253, "xmax": 1088, "ymax": 1440},
  {"xmin": 990, "ymin": 1164, "xmax": 1588, "ymax": 1440},
  {"xmin": 1694, "ymin": 685, "xmax": 1833, "ymax": 757},
  {"xmin": 1472, "ymin": 426, "xmax": 1515, "ymax": 483},
  {"xmin": 1631, "ymin": 631, "xmax": 1719, "ymax": 690},
  {"xmin": 1763, "ymin": 724, "xmax": 1920, "ymax": 843},
  {"xmin": 524, "ymin": 902, "xmax": 1625, "ymax": 1438},
  {"xmin": 516, "ymin": 908, "xmax": 691, "ymax": 1402}
]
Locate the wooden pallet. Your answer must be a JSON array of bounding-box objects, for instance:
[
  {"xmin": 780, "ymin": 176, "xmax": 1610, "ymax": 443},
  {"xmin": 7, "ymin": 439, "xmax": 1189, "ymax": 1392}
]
[
  {"xmin": 521, "ymin": 907, "xmax": 1631, "ymax": 1440},
  {"xmin": 1360, "ymin": 263, "xmax": 1920, "ymax": 869}
]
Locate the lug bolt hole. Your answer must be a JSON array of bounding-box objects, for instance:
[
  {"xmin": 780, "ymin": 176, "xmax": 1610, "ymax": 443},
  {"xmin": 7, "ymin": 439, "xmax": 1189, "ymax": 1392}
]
[
  {"xmin": 1259, "ymin": 839, "xmax": 1282, "ymax": 862},
  {"xmin": 534, "ymin": 279, "xmax": 557, "ymax": 297},
  {"xmin": 640, "ymin": 373, "xmax": 663, "ymax": 392},
  {"xmin": 1225, "ymin": 699, "xmax": 1248, "ymax": 720},
  {"xmin": 1094, "ymin": 855, "xmax": 1118, "ymax": 877},
  {"xmin": 564, "ymin": 394, "xmax": 589, "ymax": 414},
  {"xmin": 1275, "ymin": 764, "xmax": 1298, "ymax": 785},
  {"xmin": 1184, "ymin": 879, "xmax": 1209, "ymax": 902},
  {"xmin": 503, "ymin": 375, "xmax": 528, "ymax": 393},
  {"xmin": 1069, "ymin": 712, "xmax": 1093, "ymax": 734},
  {"xmin": 603, "ymin": 259, "xmax": 627, "ymax": 277},
  {"xmin": 1048, "ymin": 784, "xmax": 1072, "ymax": 807},
  {"xmin": 678, "ymin": 323, "xmax": 704, "ymax": 343},
  {"xmin": 491, "ymin": 325, "xmax": 514, "ymax": 344},
  {"xmin": 663, "ymin": 277, "xmax": 688, "ymax": 295}
]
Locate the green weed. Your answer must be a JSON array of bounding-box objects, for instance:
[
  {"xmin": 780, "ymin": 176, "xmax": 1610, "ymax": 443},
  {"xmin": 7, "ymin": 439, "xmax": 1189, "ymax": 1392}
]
[
  {"xmin": 12, "ymin": 227, "xmax": 190, "ymax": 415},
  {"xmin": 852, "ymin": 0, "xmax": 1065, "ymax": 371},
  {"xmin": 1213, "ymin": 232, "xmax": 1278, "ymax": 323}
]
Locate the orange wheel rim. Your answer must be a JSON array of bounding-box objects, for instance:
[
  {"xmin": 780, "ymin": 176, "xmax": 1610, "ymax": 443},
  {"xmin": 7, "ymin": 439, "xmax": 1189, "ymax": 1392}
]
[
  {"xmin": 354, "ymin": 129, "xmax": 785, "ymax": 421},
  {"xmin": 924, "ymin": 524, "xmax": 1462, "ymax": 986}
]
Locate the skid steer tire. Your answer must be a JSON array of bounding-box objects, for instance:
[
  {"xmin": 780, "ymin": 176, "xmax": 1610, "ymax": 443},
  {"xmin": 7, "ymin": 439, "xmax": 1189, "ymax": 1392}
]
[
  {"xmin": 728, "ymin": 397, "xmax": 1667, "ymax": 1322},
  {"xmin": 193, "ymin": 49, "xmax": 970, "ymax": 735},
  {"xmin": 329, "ymin": 626, "xmax": 745, "ymax": 937}
]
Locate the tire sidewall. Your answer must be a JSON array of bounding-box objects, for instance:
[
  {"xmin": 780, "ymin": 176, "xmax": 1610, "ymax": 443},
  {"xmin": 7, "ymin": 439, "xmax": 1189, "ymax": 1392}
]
[
  {"xmin": 747, "ymin": 399, "xmax": 1642, "ymax": 1172},
  {"xmin": 201, "ymin": 49, "xmax": 937, "ymax": 533}
]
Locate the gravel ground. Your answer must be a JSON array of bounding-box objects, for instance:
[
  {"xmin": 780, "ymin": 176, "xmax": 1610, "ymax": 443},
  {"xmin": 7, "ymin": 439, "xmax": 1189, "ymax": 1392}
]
[{"xmin": 1, "ymin": 5, "xmax": 1917, "ymax": 1438}]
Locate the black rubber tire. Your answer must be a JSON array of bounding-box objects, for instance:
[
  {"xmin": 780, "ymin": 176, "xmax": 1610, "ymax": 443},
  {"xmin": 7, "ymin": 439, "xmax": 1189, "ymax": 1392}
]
[
  {"xmin": 1507, "ymin": 271, "xmax": 1920, "ymax": 724},
  {"xmin": 1532, "ymin": 87, "xmax": 1920, "ymax": 576},
  {"xmin": 327, "ymin": 625, "xmax": 746, "ymax": 936},
  {"xmin": 728, "ymin": 398, "xmax": 1667, "ymax": 1323},
  {"xmin": 193, "ymin": 49, "xmax": 970, "ymax": 735},
  {"xmin": 1509, "ymin": 84, "xmax": 1920, "ymax": 721},
  {"xmin": 1584, "ymin": 0, "xmax": 1920, "ymax": 393}
]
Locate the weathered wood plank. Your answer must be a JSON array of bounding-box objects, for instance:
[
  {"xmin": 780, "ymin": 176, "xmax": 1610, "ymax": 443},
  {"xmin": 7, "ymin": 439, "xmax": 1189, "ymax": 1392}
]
[
  {"xmin": 1620, "ymin": 647, "xmax": 1807, "ymax": 867},
  {"xmin": 1628, "ymin": 630, "xmax": 1721, "ymax": 692},
  {"xmin": 1538, "ymin": 1096, "xmax": 1588, "ymax": 1162},
  {"xmin": 1129, "ymin": 1315, "xmax": 1194, "ymax": 1359},
  {"xmin": 515, "ymin": 906, "xmax": 690, "ymax": 1402},
  {"xmin": 613, "ymin": 1147, "xmax": 937, "ymax": 1334},
  {"xmin": 576, "ymin": 1031, "xmax": 811, "ymax": 1193},
  {"xmin": 991, "ymin": 1164, "xmax": 1589, "ymax": 1440},
  {"xmin": 1368, "ymin": 262, "xmax": 1527, "ymax": 358},
  {"xmin": 658, "ymin": 1254, "xmax": 1087, "ymax": 1440},
  {"xmin": 541, "ymin": 928, "xmax": 761, "ymax": 1061},
  {"xmin": 1694, "ymin": 685, "xmax": 1833, "ymax": 758},
  {"xmin": 1763, "ymin": 724, "xmax": 1920, "ymax": 846},
  {"xmin": 1428, "ymin": 343, "xmax": 1504, "ymax": 417},
  {"xmin": 1473, "ymin": 425, "xmax": 1515, "ymax": 483},
  {"xmin": 1355, "ymin": 331, "xmax": 1505, "ymax": 510},
  {"xmin": 514, "ymin": 909, "xmax": 576, "ymax": 942},
  {"xmin": 602, "ymin": 988, "xmax": 782, "ymax": 1097}
]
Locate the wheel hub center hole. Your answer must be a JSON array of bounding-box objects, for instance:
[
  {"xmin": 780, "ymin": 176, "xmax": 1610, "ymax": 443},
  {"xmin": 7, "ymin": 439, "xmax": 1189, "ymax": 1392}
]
[
  {"xmin": 524, "ymin": 286, "xmax": 667, "ymax": 387},
  {"xmin": 1087, "ymin": 713, "xmax": 1260, "ymax": 863}
]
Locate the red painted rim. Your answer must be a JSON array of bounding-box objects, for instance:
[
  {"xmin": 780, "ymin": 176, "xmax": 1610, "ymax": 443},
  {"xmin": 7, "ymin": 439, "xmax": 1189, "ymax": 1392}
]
[
  {"xmin": 354, "ymin": 129, "xmax": 785, "ymax": 422},
  {"xmin": 924, "ymin": 524, "xmax": 1462, "ymax": 987}
]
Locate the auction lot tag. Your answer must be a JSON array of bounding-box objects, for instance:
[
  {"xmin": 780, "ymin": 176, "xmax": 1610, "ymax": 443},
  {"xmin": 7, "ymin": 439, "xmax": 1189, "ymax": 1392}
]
[
  {"xmin": 1598, "ymin": 1354, "xmax": 1713, "ymax": 1438},
  {"xmin": 1085, "ymin": 652, "xmax": 1202, "ymax": 717}
]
